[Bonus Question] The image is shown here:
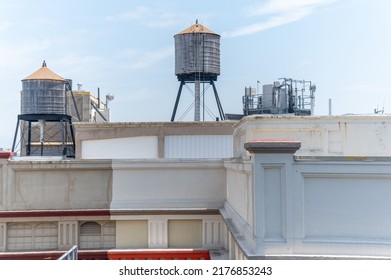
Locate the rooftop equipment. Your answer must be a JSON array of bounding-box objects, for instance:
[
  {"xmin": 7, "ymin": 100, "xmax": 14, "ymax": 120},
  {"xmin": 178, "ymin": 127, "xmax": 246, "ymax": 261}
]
[
  {"xmin": 171, "ymin": 20, "xmax": 225, "ymax": 121},
  {"xmin": 242, "ymin": 78, "xmax": 316, "ymax": 116}
]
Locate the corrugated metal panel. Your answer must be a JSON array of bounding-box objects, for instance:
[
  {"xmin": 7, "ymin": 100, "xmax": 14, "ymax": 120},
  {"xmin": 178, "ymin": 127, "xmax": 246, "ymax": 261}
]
[
  {"xmin": 165, "ymin": 135, "xmax": 233, "ymax": 159},
  {"xmin": 82, "ymin": 136, "xmax": 158, "ymax": 159}
]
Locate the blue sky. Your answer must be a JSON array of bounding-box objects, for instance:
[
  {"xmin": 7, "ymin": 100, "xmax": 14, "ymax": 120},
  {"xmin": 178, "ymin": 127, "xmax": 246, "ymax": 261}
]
[{"xmin": 0, "ymin": 0, "xmax": 390, "ymax": 148}]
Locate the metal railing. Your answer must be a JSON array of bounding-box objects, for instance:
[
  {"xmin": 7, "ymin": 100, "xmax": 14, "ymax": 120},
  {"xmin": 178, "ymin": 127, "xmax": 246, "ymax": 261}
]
[{"xmin": 58, "ymin": 245, "xmax": 78, "ymax": 260}]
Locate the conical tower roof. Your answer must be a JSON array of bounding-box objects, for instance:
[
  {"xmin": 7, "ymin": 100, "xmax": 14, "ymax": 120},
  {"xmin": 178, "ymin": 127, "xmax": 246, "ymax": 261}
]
[
  {"xmin": 22, "ymin": 61, "xmax": 65, "ymax": 82},
  {"xmin": 177, "ymin": 20, "xmax": 219, "ymax": 36}
]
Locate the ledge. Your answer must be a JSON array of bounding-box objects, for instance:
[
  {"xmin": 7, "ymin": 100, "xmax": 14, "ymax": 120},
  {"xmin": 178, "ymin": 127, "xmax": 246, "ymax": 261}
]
[{"xmin": 244, "ymin": 139, "xmax": 301, "ymax": 154}]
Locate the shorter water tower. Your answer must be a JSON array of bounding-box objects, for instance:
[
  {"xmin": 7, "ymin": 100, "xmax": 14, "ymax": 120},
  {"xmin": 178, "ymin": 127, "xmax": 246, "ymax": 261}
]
[
  {"xmin": 171, "ymin": 20, "xmax": 225, "ymax": 121},
  {"xmin": 12, "ymin": 61, "xmax": 75, "ymax": 157}
]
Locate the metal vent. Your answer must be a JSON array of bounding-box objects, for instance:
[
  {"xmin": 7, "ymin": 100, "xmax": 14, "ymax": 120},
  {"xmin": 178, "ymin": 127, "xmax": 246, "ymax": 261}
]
[{"xmin": 80, "ymin": 222, "xmax": 101, "ymax": 236}]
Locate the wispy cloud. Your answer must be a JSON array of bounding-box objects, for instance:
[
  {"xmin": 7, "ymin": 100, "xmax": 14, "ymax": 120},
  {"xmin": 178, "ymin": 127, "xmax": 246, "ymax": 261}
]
[
  {"xmin": 0, "ymin": 39, "xmax": 52, "ymax": 71},
  {"xmin": 225, "ymin": 0, "xmax": 337, "ymax": 37},
  {"xmin": 116, "ymin": 47, "xmax": 174, "ymax": 69},
  {"xmin": 106, "ymin": 5, "xmax": 183, "ymax": 28},
  {"xmin": 106, "ymin": 6, "xmax": 151, "ymax": 21},
  {"xmin": 0, "ymin": 21, "xmax": 11, "ymax": 31},
  {"xmin": 339, "ymin": 83, "xmax": 389, "ymax": 94}
]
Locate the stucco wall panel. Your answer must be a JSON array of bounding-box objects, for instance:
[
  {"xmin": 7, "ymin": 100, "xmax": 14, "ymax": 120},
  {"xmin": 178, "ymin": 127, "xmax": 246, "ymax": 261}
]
[
  {"xmin": 82, "ymin": 136, "xmax": 158, "ymax": 159},
  {"xmin": 168, "ymin": 220, "xmax": 202, "ymax": 248},
  {"xmin": 111, "ymin": 160, "xmax": 226, "ymax": 209},
  {"xmin": 165, "ymin": 135, "xmax": 233, "ymax": 158},
  {"xmin": 303, "ymin": 174, "xmax": 391, "ymax": 241},
  {"xmin": 234, "ymin": 115, "xmax": 391, "ymax": 158},
  {"xmin": 116, "ymin": 220, "xmax": 148, "ymax": 249},
  {"xmin": 6, "ymin": 160, "xmax": 112, "ymax": 211},
  {"xmin": 15, "ymin": 171, "xmax": 69, "ymax": 204}
]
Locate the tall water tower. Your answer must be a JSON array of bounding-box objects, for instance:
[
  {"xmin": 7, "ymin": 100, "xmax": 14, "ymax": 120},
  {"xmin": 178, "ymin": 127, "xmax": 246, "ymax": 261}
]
[
  {"xmin": 12, "ymin": 61, "xmax": 75, "ymax": 157},
  {"xmin": 171, "ymin": 20, "xmax": 225, "ymax": 121}
]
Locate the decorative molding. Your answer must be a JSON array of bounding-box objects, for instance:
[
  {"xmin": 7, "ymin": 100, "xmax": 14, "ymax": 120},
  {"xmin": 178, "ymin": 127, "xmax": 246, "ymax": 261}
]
[
  {"xmin": 0, "ymin": 209, "xmax": 110, "ymax": 218},
  {"xmin": 148, "ymin": 219, "xmax": 168, "ymax": 248},
  {"xmin": 111, "ymin": 209, "xmax": 220, "ymax": 216},
  {"xmin": 203, "ymin": 219, "xmax": 225, "ymax": 248},
  {"xmin": 0, "ymin": 223, "xmax": 5, "ymax": 251},
  {"xmin": 244, "ymin": 140, "xmax": 301, "ymax": 154},
  {"xmin": 262, "ymin": 165, "xmax": 286, "ymax": 242},
  {"xmin": 58, "ymin": 221, "xmax": 78, "ymax": 250}
]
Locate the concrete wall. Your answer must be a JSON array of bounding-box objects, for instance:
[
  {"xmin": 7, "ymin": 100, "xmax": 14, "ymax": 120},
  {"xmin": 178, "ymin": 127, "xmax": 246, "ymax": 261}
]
[
  {"xmin": 111, "ymin": 159, "xmax": 226, "ymax": 210},
  {"xmin": 1, "ymin": 157, "xmax": 227, "ymax": 212},
  {"xmin": 222, "ymin": 141, "xmax": 391, "ymax": 258},
  {"xmin": 0, "ymin": 159, "xmax": 112, "ymax": 211},
  {"xmin": 0, "ymin": 158, "xmax": 227, "ymax": 252},
  {"xmin": 74, "ymin": 122, "xmax": 235, "ymax": 159},
  {"xmin": 234, "ymin": 115, "xmax": 391, "ymax": 158},
  {"xmin": 4, "ymin": 117, "xmax": 391, "ymax": 258},
  {"xmin": 294, "ymin": 159, "xmax": 391, "ymax": 256}
]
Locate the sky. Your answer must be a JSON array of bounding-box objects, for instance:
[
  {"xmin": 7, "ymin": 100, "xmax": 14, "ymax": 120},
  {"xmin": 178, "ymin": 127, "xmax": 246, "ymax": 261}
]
[{"xmin": 0, "ymin": 0, "xmax": 390, "ymax": 148}]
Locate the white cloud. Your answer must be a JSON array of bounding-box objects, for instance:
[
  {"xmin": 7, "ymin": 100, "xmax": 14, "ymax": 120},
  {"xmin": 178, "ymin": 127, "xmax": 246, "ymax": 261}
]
[
  {"xmin": 106, "ymin": 6, "xmax": 152, "ymax": 21},
  {"xmin": 0, "ymin": 39, "xmax": 52, "ymax": 71},
  {"xmin": 248, "ymin": 0, "xmax": 336, "ymax": 16},
  {"xmin": 106, "ymin": 6, "xmax": 182, "ymax": 28},
  {"xmin": 225, "ymin": 0, "xmax": 337, "ymax": 37},
  {"xmin": 339, "ymin": 83, "xmax": 389, "ymax": 94},
  {"xmin": 116, "ymin": 47, "xmax": 174, "ymax": 70},
  {"xmin": 0, "ymin": 21, "xmax": 11, "ymax": 31}
]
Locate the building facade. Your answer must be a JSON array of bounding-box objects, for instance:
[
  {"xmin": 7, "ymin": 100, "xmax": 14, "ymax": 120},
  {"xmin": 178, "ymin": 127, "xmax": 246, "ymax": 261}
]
[{"xmin": 1, "ymin": 116, "xmax": 391, "ymax": 259}]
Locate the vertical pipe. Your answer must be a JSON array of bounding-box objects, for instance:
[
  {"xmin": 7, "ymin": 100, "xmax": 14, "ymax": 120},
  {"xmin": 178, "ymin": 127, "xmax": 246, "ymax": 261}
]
[
  {"xmin": 310, "ymin": 82, "xmax": 315, "ymax": 115},
  {"xmin": 64, "ymin": 117, "xmax": 69, "ymax": 157},
  {"xmin": 27, "ymin": 121, "xmax": 32, "ymax": 156},
  {"xmin": 329, "ymin": 98, "xmax": 332, "ymax": 116},
  {"xmin": 202, "ymin": 81, "xmax": 205, "ymax": 121},
  {"xmin": 202, "ymin": 34, "xmax": 205, "ymax": 121},
  {"xmin": 61, "ymin": 118, "xmax": 65, "ymax": 158},
  {"xmin": 194, "ymin": 30, "xmax": 201, "ymax": 122},
  {"xmin": 194, "ymin": 80, "xmax": 200, "ymax": 121},
  {"xmin": 98, "ymin": 87, "xmax": 100, "ymax": 109},
  {"xmin": 65, "ymin": 82, "xmax": 68, "ymax": 115},
  {"xmin": 39, "ymin": 120, "xmax": 45, "ymax": 156}
]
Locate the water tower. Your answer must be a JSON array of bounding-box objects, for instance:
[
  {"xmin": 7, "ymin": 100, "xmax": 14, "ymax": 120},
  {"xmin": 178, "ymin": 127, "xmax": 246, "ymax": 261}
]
[
  {"xmin": 12, "ymin": 61, "xmax": 75, "ymax": 157},
  {"xmin": 171, "ymin": 20, "xmax": 225, "ymax": 121}
]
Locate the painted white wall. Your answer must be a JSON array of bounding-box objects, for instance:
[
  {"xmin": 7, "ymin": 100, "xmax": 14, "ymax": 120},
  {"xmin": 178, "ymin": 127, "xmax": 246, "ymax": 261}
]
[
  {"xmin": 81, "ymin": 136, "xmax": 158, "ymax": 159},
  {"xmin": 293, "ymin": 161, "xmax": 391, "ymax": 256},
  {"xmin": 165, "ymin": 135, "xmax": 233, "ymax": 159},
  {"xmin": 234, "ymin": 115, "xmax": 391, "ymax": 158},
  {"xmin": 111, "ymin": 160, "xmax": 226, "ymax": 210},
  {"xmin": 223, "ymin": 154, "xmax": 391, "ymax": 258}
]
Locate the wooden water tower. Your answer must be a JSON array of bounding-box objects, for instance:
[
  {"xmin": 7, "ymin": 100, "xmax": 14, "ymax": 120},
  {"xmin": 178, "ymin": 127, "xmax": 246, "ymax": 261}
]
[
  {"xmin": 171, "ymin": 21, "xmax": 225, "ymax": 121},
  {"xmin": 12, "ymin": 61, "xmax": 75, "ymax": 157}
]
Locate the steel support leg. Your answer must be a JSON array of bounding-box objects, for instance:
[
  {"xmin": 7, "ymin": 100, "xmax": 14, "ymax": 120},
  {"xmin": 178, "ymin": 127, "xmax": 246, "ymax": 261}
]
[
  {"xmin": 171, "ymin": 80, "xmax": 185, "ymax": 121},
  {"xmin": 211, "ymin": 80, "xmax": 225, "ymax": 120}
]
